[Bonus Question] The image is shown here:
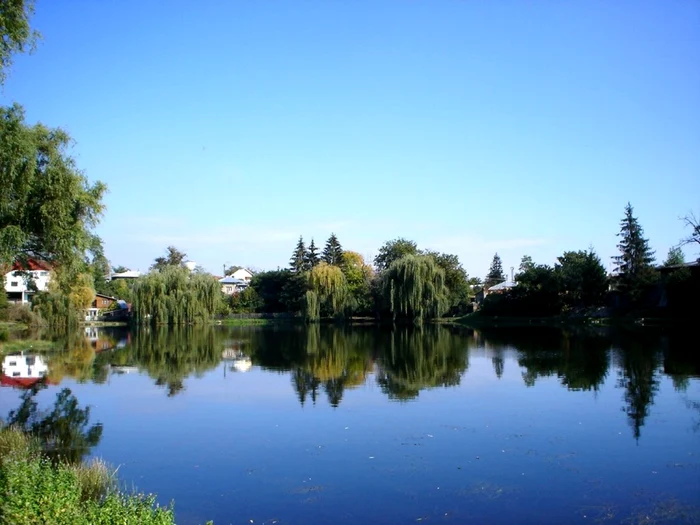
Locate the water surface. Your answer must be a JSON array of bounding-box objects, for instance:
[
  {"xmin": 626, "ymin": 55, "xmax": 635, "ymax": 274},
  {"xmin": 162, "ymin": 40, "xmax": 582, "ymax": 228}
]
[{"xmin": 1, "ymin": 324, "xmax": 698, "ymax": 524}]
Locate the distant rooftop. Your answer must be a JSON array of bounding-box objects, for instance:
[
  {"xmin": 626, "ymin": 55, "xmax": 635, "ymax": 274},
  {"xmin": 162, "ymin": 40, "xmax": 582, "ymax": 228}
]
[
  {"xmin": 489, "ymin": 279, "xmax": 518, "ymax": 291},
  {"xmin": 110, "ymin": 270, "xmax": 141, "ymax": 279}
]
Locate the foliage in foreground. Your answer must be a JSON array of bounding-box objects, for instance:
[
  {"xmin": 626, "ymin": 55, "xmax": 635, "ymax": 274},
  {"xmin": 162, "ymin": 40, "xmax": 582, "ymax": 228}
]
[{"xmin": 0, "ymin": 427, "xmax": 175, "ymax": 525}]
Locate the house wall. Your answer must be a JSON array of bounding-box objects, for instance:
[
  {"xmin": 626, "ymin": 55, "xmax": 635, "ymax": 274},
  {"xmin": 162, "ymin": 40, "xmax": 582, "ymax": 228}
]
[
  {"xmin": 94, "ymin": 296, "xmax": 115, "ymax": 309},
  {"xmin": 1, "ymin": 354, "xmax": 49, "ymax": 379},
  {"xmin": 232, "ymin": 269, "xmax": 253, "ymax": 282},
  {"xmin": 3, "ymin": 270, "xmax": 51, "ymax": 304}
]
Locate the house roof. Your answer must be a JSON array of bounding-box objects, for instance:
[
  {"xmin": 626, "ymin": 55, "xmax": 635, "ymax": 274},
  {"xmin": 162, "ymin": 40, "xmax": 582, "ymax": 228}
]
[
  {"xmin": 12, "ymin": 258, "xmax": 51, "ymax": 271},
  {"xmin": 95, "ymin": 293, "xmax": 117, "ymax": 300},
  {"xmin": 111, "ymin": 270, "xmax": 141, "ymax": 279},
  {"xmin": 489, "ymin": 280, "xmax": 518, "ymax": 291},
  {"xmin": 0, "ymin": 376, "xmax": 56, "ymax": 389},
  {"xmin": 220, "ymin": 277, "xmax": 247, "ymax": 284}
]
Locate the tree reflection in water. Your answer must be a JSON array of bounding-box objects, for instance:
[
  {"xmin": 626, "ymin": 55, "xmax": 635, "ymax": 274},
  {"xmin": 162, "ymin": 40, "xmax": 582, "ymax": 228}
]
[{"xmin": 5, "ymin": 384, "xmax": 102, "ymax": 464}]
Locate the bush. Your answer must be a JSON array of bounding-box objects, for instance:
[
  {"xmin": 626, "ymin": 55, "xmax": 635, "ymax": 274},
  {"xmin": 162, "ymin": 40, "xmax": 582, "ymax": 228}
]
[
  {"xmin": 6, "ymin": 303, "xmax": 41, "ymax": 326},
  {"xmin": 0, "ymin": 427, "xmax": 176, "ymax": 525}
]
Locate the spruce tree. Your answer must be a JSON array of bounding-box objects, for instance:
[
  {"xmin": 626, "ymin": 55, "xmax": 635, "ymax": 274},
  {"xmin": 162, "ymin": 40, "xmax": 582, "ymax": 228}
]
[
  {"xmin": 663, "ymin": 246, "xmax": 684, "ymax": 267},
  {"xmin": 305, "ymin": 239, "xmax": 320, "ymax": 269},
  {"xmin": 322, "ymin": 233, "xmax": 344, "ymax": 266},
  {"xmin": 290, "ymin": 236, "xmax": 306, "ymax": 273},
  {"xmin": 612, "ymin": 203, "xmax": 656, "ymax": 298},
  {"xmin": 485, "ymin": 253, "xmax": 505, "ymax": 288}
]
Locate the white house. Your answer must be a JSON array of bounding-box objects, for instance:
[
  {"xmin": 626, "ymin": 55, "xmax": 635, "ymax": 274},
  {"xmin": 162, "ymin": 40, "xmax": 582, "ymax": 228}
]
[
  {"xmin": 219, "ymin": 276, "xmax": 249, "ymax": 295},
  {"xmin": 1, "ymin": 353, "xmax": 49, "ymax": 388},
  {"xmin": 231, "ymin": 268, "xmax": 253, "ymax": 282},
  {"xmin": 3, "ymin": 260, "xmax": 52, "ymax": 304}
]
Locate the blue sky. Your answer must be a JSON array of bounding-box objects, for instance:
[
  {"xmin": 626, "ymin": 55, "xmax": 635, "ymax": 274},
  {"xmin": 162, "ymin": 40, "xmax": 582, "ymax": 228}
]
[{"xmin": 3, "ymin": 1, "xmax": 699, "ymax": 277}]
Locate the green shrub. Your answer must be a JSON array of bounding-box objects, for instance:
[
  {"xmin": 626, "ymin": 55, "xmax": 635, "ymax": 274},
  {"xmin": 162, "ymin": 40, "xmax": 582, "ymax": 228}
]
[
  {"xmin": 0, "ymin": 427, "xmax": 176, "ymax": 525},
  {"xmin": 6, "ymin": 303, "xmax": 41, "ymax": 326},
  {"xmin": 0, "ymin": 426, "xmax": 38, "ymax": 464},
  {"xmin": 68, "ymin": 458, "xmax": 114, "ymax": 502}
]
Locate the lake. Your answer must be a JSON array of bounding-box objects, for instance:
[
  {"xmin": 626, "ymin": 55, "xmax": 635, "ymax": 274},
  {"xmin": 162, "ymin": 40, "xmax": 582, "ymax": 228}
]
[{"xmin": 1, "ymin": 324, "xmax": 699, "ymax": 524}]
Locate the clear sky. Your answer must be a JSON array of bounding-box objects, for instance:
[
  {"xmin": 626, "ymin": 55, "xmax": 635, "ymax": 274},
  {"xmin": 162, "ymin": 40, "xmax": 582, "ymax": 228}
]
[{"xmin": 3, "ymin": 1, "xmax": 699, "ymax": 277}]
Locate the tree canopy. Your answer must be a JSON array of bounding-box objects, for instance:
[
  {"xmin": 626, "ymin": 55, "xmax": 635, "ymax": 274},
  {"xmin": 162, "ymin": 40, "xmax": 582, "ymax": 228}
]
[
  {"xmin": 383, "ymin": 254, "xmax": 449, "ymax": 322},
  {"xmin": 322, "ymin": 233, "xmax": 343, "ymax": 266},
  {"xmin": 0, "ymin": 0, "xmax": 39, "ymax": 85},
  {"xmin": 485, "ymin": 253, "xmax": 505, "ymax": 288},
  {"xmin": 290, "ymin": 236, "xmax": 306, "ymax": 273},
  {"xmin": 612, "ymin": 203, "xmax": 656, "ymax": 299},
  {"xmin": 305, "ymin": 238, "xmax": 320, "ymax": 269},
  {"xmin": 150, "ymin": 246, "xmax": 187, "ymax": 272},
  {"xmin": 0, "ymin": 104, "xmax": 107, "ymax": 273},
  {"xmin": 556, "ymin": 249, "xmax": 608, "ymax": 307},
  {"xmin": 663, "ymin": 246, "xmax": 685, "ymax": 267},
  {"xmin": 374, "ymin": 238, "xmax": 419, "ymax": 271},
  {"xmin": 519, "ymin": 255, "xmax": 535, "ymax": 274}
]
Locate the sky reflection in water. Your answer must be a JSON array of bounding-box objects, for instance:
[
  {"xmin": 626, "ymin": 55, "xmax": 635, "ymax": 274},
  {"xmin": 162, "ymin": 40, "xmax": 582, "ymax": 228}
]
[{"xmin": 1, "ymin": 325, "xmax": 698, "ymax": 525}]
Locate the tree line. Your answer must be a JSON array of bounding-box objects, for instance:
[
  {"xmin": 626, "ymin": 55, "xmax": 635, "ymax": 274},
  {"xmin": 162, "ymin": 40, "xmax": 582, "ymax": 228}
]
[{"xmin": 480, "ymin": 203, "xmax": 700, "ymax": 318}]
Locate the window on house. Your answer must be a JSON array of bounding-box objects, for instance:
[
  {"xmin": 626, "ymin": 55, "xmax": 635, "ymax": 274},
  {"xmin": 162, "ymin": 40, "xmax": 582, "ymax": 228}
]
[
  {"xmin": 12, "ymin": 372, "xmax": 20, "ymax": 377},
  {"xmin": 40, "ymin": 271, "xmax": 48, "ymax": 276},
  {"xmin": 8, "ymin": 361, "xmax": 17, "ymax": 366},
  {"xmin": 10, "ymin": 282, "xmax": 18, "ymax": 287}
]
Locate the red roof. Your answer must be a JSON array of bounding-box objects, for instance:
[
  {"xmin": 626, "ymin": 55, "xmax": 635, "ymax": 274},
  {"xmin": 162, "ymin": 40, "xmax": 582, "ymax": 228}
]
[
  {"xmin": 12, "ymin": 258, "xmax": 52, "ymax": 272},
  {"xmin": 0, "ymin": 375, "xmax": 57, "ymax": 389}
]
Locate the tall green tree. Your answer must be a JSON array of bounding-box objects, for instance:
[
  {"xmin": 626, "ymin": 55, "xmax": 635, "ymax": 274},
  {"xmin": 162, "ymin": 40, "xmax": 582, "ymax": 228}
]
[
  {"xmin": 250, "ymin": 270, "xmax": 292, "ymax": 313},
  {"xmin": 485, "ymin": 253, "xmax": 505, "ymax": 288},
  {"xmin": 304, "ymin": 238, "xmax": 320, "ymax": 269},
  {"xmin": 289, "ymin": 236, "xmax": 306, "ymax": 273},
  {"xmin": 322, "ymin": 233, "xmax": 343, "ymax": 266},
  {"xmin": 663, "ymin": 246, "xmax": 685, "ymax": 267},
  {"xmin": 519, "ymin": 255, "xmax": 535, "ymax": 274},
  {"xmin": 383, "ymin": 254, "xmax": 449, "ymax": 323},
  {"xmin": 341, "ymin": 251, "xmax": 373, "ymax": 314},
  {"xmin": 0, "ymin": 0, "xmax": 39, "ymax": 86},
  {"xmin": 425, "ymin": 250, "xmax": 471, "ymax": 316},
  {"xmin": 309, "ymin": 262, "xmax": 349, "ymax": 318},
  {"xmin": 612, "ymin": 203, "xmax": 656, "ymax": 299},
  {"xmin": 556, "ymin": 249, "xmax": 608, "ymax": 307},
  {"xmin": 374, "ymin": 238, "xmax": 419, "ymax": 271},
  {"xmin": 150, "ymin": 246, "xmax": 187, "ymax": 272},
  {"xmin": 132, "ymin": 266, "xmax": 220, "ymax": 325},
  {"xmin": 0, "ymin": 105, "xmax": 107, "ymax": 274}
]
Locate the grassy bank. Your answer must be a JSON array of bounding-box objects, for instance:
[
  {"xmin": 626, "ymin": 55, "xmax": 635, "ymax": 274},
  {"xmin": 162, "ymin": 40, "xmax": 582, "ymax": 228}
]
[
  {"xmin": 0, "ymin": 426, "xmax": 177, "ymax": 525},
  {"xmin": 0, "ymin": 338, "xmax": 58, "ymax": 356}
]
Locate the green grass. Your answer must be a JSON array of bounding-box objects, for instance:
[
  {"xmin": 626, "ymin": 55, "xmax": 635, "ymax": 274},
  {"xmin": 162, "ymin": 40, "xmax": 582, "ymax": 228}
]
[
  {"xmin": 0, "ymin": 321, "xmax": 29, "ymax": 333},
  {"xmin": 0, "ymin": 338, "xmax": 58, "ymax": 355},
  {"xmin": 0, "ymin": 427, "xmax": 177, "ymax": 525}
]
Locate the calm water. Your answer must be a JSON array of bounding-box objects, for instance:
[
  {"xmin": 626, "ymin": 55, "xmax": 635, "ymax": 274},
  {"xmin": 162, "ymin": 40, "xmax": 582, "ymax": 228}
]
[{"xmin": 1, "ymin": 324, "xmax": 699, "ymax": 524}]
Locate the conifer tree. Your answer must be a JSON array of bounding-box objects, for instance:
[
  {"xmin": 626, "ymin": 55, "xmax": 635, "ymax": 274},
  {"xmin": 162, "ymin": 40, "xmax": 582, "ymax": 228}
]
[
  {"xmin": 290, "ymin": 236, "xmax": 306, "ymax": 273},
  {"xmin": 663, "ymin": 246, "xmax": 684, "ymax": 267},
  {"xmin": 322, "ymin": 233, "xmax": 344, "ymax": 266},
  {"xmin": 485, "ymin": 253, "xmax": 505, "ymax": 288},
  {"xmin": 305, "ymin": 239, "xmax": 320, "ymax": 269},
  {"xmin": 612, "ymin": 203, "xmax": 656, "ymax": 299}
]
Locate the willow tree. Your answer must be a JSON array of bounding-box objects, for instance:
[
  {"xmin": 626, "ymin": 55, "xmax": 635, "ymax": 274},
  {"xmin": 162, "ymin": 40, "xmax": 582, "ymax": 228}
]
[
  {"xmin": 308, "ymin": 262, "xmax": 349, "ymax": 318},
  {"xmin": 383, "ymin": 254, "xmax": 449, "ymax": 323},
  {"xmin": 132, "ymin": 266, "xmax": 220, "ymax": 325},
  {"xmin": 0, "ymin": 104, "xmax": 106, "ymax": 274}
]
